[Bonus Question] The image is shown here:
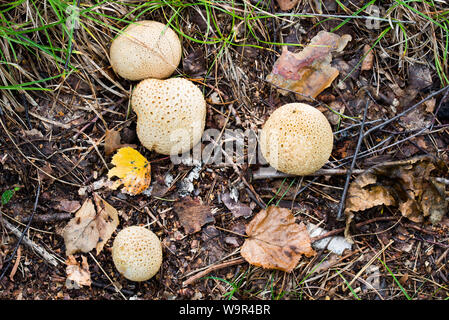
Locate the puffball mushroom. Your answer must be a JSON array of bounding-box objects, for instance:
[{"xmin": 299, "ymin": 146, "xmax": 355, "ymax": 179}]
[
  {"xmin": 259, "ymin": 103, "xmax": 333, "ymax": 175},
  {"xmin": 110, "ymin": 20, "xmax": 182, "ymax": 80},
  {"xmin": 112, "ymin": 226, "xmax": 162, "ymax": 282},
  {"xmin": 131, "ymin": 77, "xmax": 206, "ymax": 155}
]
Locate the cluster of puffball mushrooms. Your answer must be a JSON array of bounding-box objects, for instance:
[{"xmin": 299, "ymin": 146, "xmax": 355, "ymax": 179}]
[{"xmin": 108, "ymin": 20, "xmax": 333, "ymax": 282}]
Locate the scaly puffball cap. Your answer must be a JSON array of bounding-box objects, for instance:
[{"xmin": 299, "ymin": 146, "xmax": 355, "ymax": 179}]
[
  {"xmin": 112, "ymin": 226, "xmax": 162, "ymax": 282},
  {"xmin": 131, "ymin": 78, "xmax": 206, "ymax": 155},
  {"xmin": 260, "ymin": 103, "xmax": 334, "ymax": 175},
  {"xmin": 110, "ymin": 20, "xmax": 181, "ymax": 80}
]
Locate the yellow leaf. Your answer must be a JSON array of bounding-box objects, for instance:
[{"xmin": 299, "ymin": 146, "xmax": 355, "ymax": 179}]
[{"xmin": 107, "ymin": 147, "xmax": 151, "ymax": 195}]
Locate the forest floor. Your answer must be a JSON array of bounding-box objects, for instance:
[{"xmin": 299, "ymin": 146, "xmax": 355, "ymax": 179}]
[{"xmin": 0, "ymin": 0, "xmax": 448, "ymax": 300}]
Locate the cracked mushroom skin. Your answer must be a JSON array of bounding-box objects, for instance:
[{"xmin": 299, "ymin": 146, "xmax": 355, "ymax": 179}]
[
  {"xmin": 110, "ymin": 20, "xmax": 182, "ymax": 80},
  {"xmin": 112, "ymin": 226, "xmax": 162, "ymax": 282},
  {"xmin": 131, "ymin": 78, "xmax": 206, "ymax": 155},
  {"xmin": 259, "ymin": 103, "xmax": 333, "ymax": 175}
]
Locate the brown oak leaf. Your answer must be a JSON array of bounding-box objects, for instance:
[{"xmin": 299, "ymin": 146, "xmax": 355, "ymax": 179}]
[{"xmin": 241, "ymin": 206, "xmax": 316, "ymax": 272}]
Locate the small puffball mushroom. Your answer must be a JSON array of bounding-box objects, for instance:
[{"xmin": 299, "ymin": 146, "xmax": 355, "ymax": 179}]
[
  {"xmin": 112, "ymin": 226, "xmax": 162, "ymax": 282},
  {"xmin": 259, "ymin": 103, "xmax": 333, "ymax": 175},
  {"xmin": 110, "ymin": 20, "xmax": 181, "ymax": 80},
  {"xmin": 131, "ymin": 77, "xmax": 206, "ymax": 155}
]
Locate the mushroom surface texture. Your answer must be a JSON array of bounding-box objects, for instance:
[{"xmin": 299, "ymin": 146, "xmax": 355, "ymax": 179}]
[
  {"xmin": 112, "ymin": 226, "xmax": 162, "ymax": 282},
  {"xmin": 131, "ymin": 77, "xmax": 206, "ymax": 155},
  {"xmin": 110, "ymin": 20, "xmax": 181, "ymax": 80},
  {"xmin": 259, "ymin": 103, "xmax": 333, "ymax": 175}
]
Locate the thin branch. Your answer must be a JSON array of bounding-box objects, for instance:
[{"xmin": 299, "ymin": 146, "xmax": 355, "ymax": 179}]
[
  {"xmin": 0, "ymin": 182, "xmax": 59, "ymax": 282},
  {"xmin": 363, "ymin": 85, "xmax": 449, "ymax": 136},
  {"xmin": 182, "ymin": 258, "xmax": 246, "ymax": 287},
  {"xmin": 0, "ymin": 218, "xmax": 59, "ymax": 268},
  {"xmin": 0, "ymin": 182, "xmax": 41, "ymax": 281},
  {"xmin": 251, "ymin": 168, "xmax": 364, "ymax": 180},
  {"xmin": 336, "ymin": 99, "xmax": 369, "ymax": 220}
]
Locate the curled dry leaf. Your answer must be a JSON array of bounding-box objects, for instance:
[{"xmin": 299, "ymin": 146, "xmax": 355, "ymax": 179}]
[
  {"xmin": 107, "ymin": 147, "xmax": 151, "ymax": 195},
  {"xmin": 344, "ymin": 155, "xmax": 448, "ymax": 239},
  {"xmin": 267, "ymin": 31, "xmax": 351, "ymax": 100},
  {"xmin": 62, "ymin": 193, "xmax": 119, "ymax": 256},
  {"xmin": 173, "ymin": 196, "xmax": 214, "ymax": 234},
  {"xmin": 241, "ymin": 206, "xmax": 316, "ymax": 272},
  {"xmin": 65, "ymin": 255, "xmax": 91, "ymax": 289}
]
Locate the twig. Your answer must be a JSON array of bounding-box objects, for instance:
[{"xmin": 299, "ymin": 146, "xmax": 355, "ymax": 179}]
[
  {"xmin": 294, "ymin": 177, "xmax": 319, "ymax": 198},
  {"xmin": 9, "ymin": 246, "xmax": 21, "ymax": 281},
  {"xmin": 363, "ymin": 85, "xmax": 449, "ymax": 136},
  {"xmin": 182, "ymin": 258, "xmax": 246, "ymax": 287},
  {"xmin": 144, "ymin": 207, "xmax": 165, "ymax": 230},
  {"xmin": 328, "ymin": 86, "xmax": 449, "ymax": 168},
  {"xmin": 251, "ymin": 168, "xmax": 364, "ymax": 180},
  {"xmin": 242, "ymin": 177, "xmax": 266, "ymax": 209},
  {"xmin": 347, "ymin": 240, "xmax": 394, "ymax": 288},
  {"xmin": 311, "ymin": 216, "xmax": 398, "ymax": 243},
  {"xmin": 430, "ymin": 86, "xmax": 449, "ymax": 131},
  {"xmin": 0, "ymin": 182, "xmax": 42, "ymax": 282},
  {"xmin": 403, "ymin": 223, "xmax": 438, "ymax": 236},
  {"xmin": 336, "ymin": 99, "xmax": 369, "ymax": 220},
  {"xmin": 91, "ymin": 281, "xmax": 134, "ymax": 296},
  {"xmin": 88, "ymin": 252, "xmax": 127, "ymax": 300},
  {"xmin": 0, "ymin": 217, "xmax": 59, "ymax": 268},
  {"xmin": 21, "ymin": 212, "xmax": 72, "ymax": 223}
]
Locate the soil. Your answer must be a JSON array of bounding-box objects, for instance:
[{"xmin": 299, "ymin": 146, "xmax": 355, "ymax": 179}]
[{"xmin": 0, "ymin": 0, "xmax": 448, "ymax": 301}]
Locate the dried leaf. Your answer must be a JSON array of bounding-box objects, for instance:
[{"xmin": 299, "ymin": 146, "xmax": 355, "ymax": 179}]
[
  {"xmin": 266, "ymin": 31, "xmax": 351, "ymax": 100},
  {"xmin": 345, "ymin": 155, "xmax": 448, "ymax": 239},
  {"xmin": 241, "ymin": 206, "xmax": 316, "ymax": 272},
  {"xmin": 399, "ymin": 104, "xmax": 433, "ymax": 130},
  {"xmin": 62, "ymin": 193, "xmax": 119, "ymax": 256},
  {"xmin": 221, "ymin": 192, "xmax": 252, "ymax": 218},
  {"xmin": 107, "ymin": 147, "xmax": 151, "ymax": 195},
  {"xmin": 276, "ymin": 0, "xmax": 300, "ymax": 11},
  {"xmin": 173, "ymin": 196, "xmax": 214, "ymax": 234},
  {"xmin": 62, "ymin": 199, "xmax": 98, "ymax": 255},
  {"xmin": 65, "ymin": 255, "xmax": 91, "ymax": 289},
  {"xmin": 201, "ymin": 226, "xmax": 226, "ymax": 263},
  {"xmin": 56, "ymin": 200, "xmax": 81, "ymax": 213},
  {"xmin": 361, "ymin": 44, "xmax": 374, "ymax": 71},
  {"xmin": 92, "ymin": 193, "xmax": 120, "ymax": 254},
  {"xmin": 408, "ymin": 65, "xmax": 432, "ymax": 90}
]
